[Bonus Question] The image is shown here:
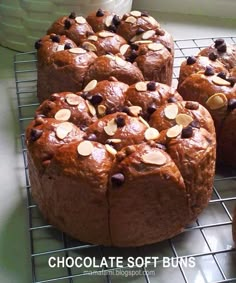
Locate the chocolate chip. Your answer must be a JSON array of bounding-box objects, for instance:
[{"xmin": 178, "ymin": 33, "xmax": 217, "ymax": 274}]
[
  {"xmin": 226, "ymin": 77, "xmax": 236, "ymax": 87},
  {"xmin": 111, "ymin": 173, "xmax": 125, "ymax": 186},
  {"xmin": 108, "ymin": 24, "xmax": 117, "ymax": 33},
  {"xmin": 217, "ymin": 43, "xmax": 227, "ymax": 53},
  {"xmin": 228, "ymin": 99, "xmax": 236, "ymax": 111},
  {"xmin": 122, "ymin": 106, "xmax": 130, "ymax": 115},
  {"xmin": 69, "ymin": 12, "xmax": 76, "ymax": 19},
  {"xmin": 115, "ymin": 116, "xmax": 126, "ymax": 127},
  {"xmin": 147, "ymin": 104, "xmax": 157, "ymax": 114},
  {"xmin": 130, "ymin": 43, "xmax": 139, "ymax": 51},
  {"xmin": 186, "ymin": 56, "xmax": 196, "ymax": 65},
  {"xmin": 64, "ymin": 19, "xmax": 72, "ymax": 29},
  {"xmin": 112, "ymin": 15, "xmax": 120, "ymax": 26},
  {"xmin": 147, "ymin": 81, "xmax": 156, "ymax": 91},
  {"xmin": 167, "ymin": 97, "xmax": 177, "ymax": 103},
  {"xmin": 141, "ymin": 11, "xmax": 149, "ymax": 17},
  {"xmin": 50, "ymin": 35, "xmax": 60, "ymax": 43},
  {"xmin": 190, "ymin": 120, "xmax": 200, "ymax": 128},
  {"xmin": 30, "ymin": 129, "xmax": 43, "ymax": 141},
  {"xmin": 204, "ymin": 66, "xmax": 215, "ymax": 76},
  {"xmin": 185, "ymin": 101, "xmax": 199, "ymax": 110},
  {"xmin": 214, "ymin": 38, "xmax": 225, "ymax": 48},
  {"xmin": 136, "ymin": 28, "xmax": 145, "ymax": 35},
  {"xmin": 96, "ymin": 8, "xmax": 104, "ymax": 17},
  {"xmin": 181, "ymin": 126, "xmax": 193, "ymax": 139},
  {"xmin": 64, "ymin": 43, "xmax": 72, "ymax": 50},
  {"xmin": 80, "ymin": 92, "xmax": 88, "ymax": 100},
  {"xmin": 85, "ymin": 133, "xmax": 97, "ymax": 141},
  {"xmin": 90, "ymin": 94, "xmax": 103, "ymax": 105},
  {"xmin": 34, "ymin": 40, "xmax": 42, "ymax": 49},
  {"xmin": 208, "ymin": 52, "xmax": 218, "ymax": 61},
  {"xmin": 217, "ymin": 72, "xmax": 227, "ymax": 80},
  {"xmin": 127, "ymin": 50, "xmax": 138, "ymax": 63}
]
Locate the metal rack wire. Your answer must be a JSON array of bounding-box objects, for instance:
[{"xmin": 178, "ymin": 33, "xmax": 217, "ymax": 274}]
[{"xmin": 14, "ymin": 36, "xmax": 236, "ymax": 283}]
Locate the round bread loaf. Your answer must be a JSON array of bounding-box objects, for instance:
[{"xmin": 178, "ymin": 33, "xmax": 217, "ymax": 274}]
[
  {"xmin": 35, "ymin": 9, "xmax": 174, "ymax": 102},
  {"xmin": 178, "ymin": 38, "xmax": 236, "ymax": 166},
  {"xmin": 26, "ymin": 79, "xmax": 216, "ymax": 247}
]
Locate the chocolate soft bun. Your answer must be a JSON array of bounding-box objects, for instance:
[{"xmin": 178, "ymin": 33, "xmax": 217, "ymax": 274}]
[
  {"xmin": 47, "ymin": 12, "xmax": 94, "ymax": 46},
  {"xmin": 35, "ymin": 92, "xmax": 97, "ymax": 129},
  {"xmin": 178, "ymin": 67, "xmax": 236, "ymax": 166},
  {"xmin": 26, "ymin": 77, "xmax": 217, "ymax": 246},
  {"xmin": 35, "ymin": 34, "xmax": 77, "ymax": 64},
  {"xmin": 198, "ymin": 39, "xmax": 236, "ymax": 69},
  {"xmin": 37, "ymin": 47, "xmax": 97, "ymax": 102},
  {"xmin": 80, "ymin": 79, "xmax": 128, "ymax": 116},
  {"xmin": 178, "ymin": 55, "xmax": 228, "ymax": 86},
  {"xmin": 125, "ymin": 81, "xmax": 183, "ymax": 119},
  {"xmin": 86, "ymin": 9, "xmax": 121, "ymax": 33},
  {"xmin": 81, "ymin": 31, "xmax": 127, "ymax": 56},
  {"xmin": 84, "ymin": 54, "xmax": 144, "ymax": 85}
]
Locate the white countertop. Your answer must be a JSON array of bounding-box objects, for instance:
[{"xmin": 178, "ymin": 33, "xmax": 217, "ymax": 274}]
[{"xmin": 0, "ymin": 11, "xmax": 236, "ymax": 283}]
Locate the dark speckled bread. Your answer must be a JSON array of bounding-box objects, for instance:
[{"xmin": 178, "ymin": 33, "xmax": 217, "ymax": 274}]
[{"xmin": 26, "ymin": 78, "xmax": 216, "ymax": 247}]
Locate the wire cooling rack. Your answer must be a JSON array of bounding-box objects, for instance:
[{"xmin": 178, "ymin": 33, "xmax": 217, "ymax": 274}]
[{"xmin": 14, "ymin": 36, "xmax": 236, "ymax": 283}]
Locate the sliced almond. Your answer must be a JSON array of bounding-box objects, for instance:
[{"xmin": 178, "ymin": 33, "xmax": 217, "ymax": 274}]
[
  {"xmin": 54, "ymin": 109, "xmax": 71, "ymax": 121},
  {"xmin": 139, "ymin": 116, "xmax": 150, "ymax": 128},
  {"xmin": 105, "ymin": 144, "xmax": 117, "ymax": 156},
  {"xmin": 98, "ymin": 31, "xmax": 113, "ymax": 38},
  {"xmin": 130, "ymin": 10, "xmax": 142, "ymax": 17},
  {"xmin": 164, "ymin": 104, "xmax": 179, "ymax": 120},
  {"xmin": 105, "ymin": 15, "xmax": 113, "ymax": 27},
  {"xmin": 56, "ymin": 122, "xmax": 73, "ymax": 139},
  {"xmin": 105, "ymin": 54, "xmax": 115, "ymax": 60},
  {"xmin": 66, "ymin": 93, "xmax": 80, "ymax": 106},
  {"xmin": 129, "ymin": 106, "xmax": 142, "ymax": 116},
  {"xmin": 166, "ymin": 124, "xmax": 183, "ymax": 138},
  {"xmin": 212, "ymin": 76, "xmax": 231, "ymax": 86},
  {"xmin": 104, "ymin": 119, "xmax": 118, "ymax": 136},
  {"xmin": 135, "ymin": 81, "xmax": 147, "ymax": 92},
  {"xmin": 75, "ymin": 16, "xmax": 86, "ymax": 24},
  {"xmin": 125, "ymin": 16, "xmax": 136, "ymax": 24},
  {"xmin": 57, "ymin": 45, "xmax": 65, "ymax": 51},
  {"xmin": 148, "ymin": 43, "xmax": 164, "ymax": 51},
  {"xmin": 130, "ymin": 35, "xmax": 138, "ymax": 43},
  {"xmin": 176, "ymin": 114, "xmax": 193, "ymax": 127},
  {"xmin": 77, "ymin": 141, "xmax": 94, "ymax": 156},
  {"xmin": 142, "ymin": 30, "xmax": 155, "ymax": 40},
  {"xmin": 107, "ymin": 138, "xmax": 122, "ymax": 144},
  {"xmin": 82, "ymin": 42, "xmax": 97, "ymax": 52},
  {"xmin": 144, "ymin": 127, "xmax": 160, "ymax": 140},
  {"xmin": 97, "ymin": 105, "xmax": 107, "ymax": 116},
  {"xmin": 83, "ymin": 80, "xmax": 97, "ymax": 92},
  {"xmin": 120, "ymin": 44, "xmax": 130, "ymax": 55},
  {"xmin": 85, "ymin": 100, "xmax": 96, "ymax": 116},
  {"xmin": 115, "ymin": 56, "xmax": 126, "ymax": 66},
  {"xmin": 134, "ymin": 40, "xmax": 153, "ymax": 44},
  {"xmin": 142, "ymin": 151, "xmax": 167, "ymax": 166},
  {"xmin": 68, "ymin": 47, "xmax": 86, "ymax": 54},
  {"xmin": 206, "ymin": 93, "xmax": 227, "ymax": 110},
  {"xmin": 88, "ymin": 35, "xmax": 98, "ymax": 41}
]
